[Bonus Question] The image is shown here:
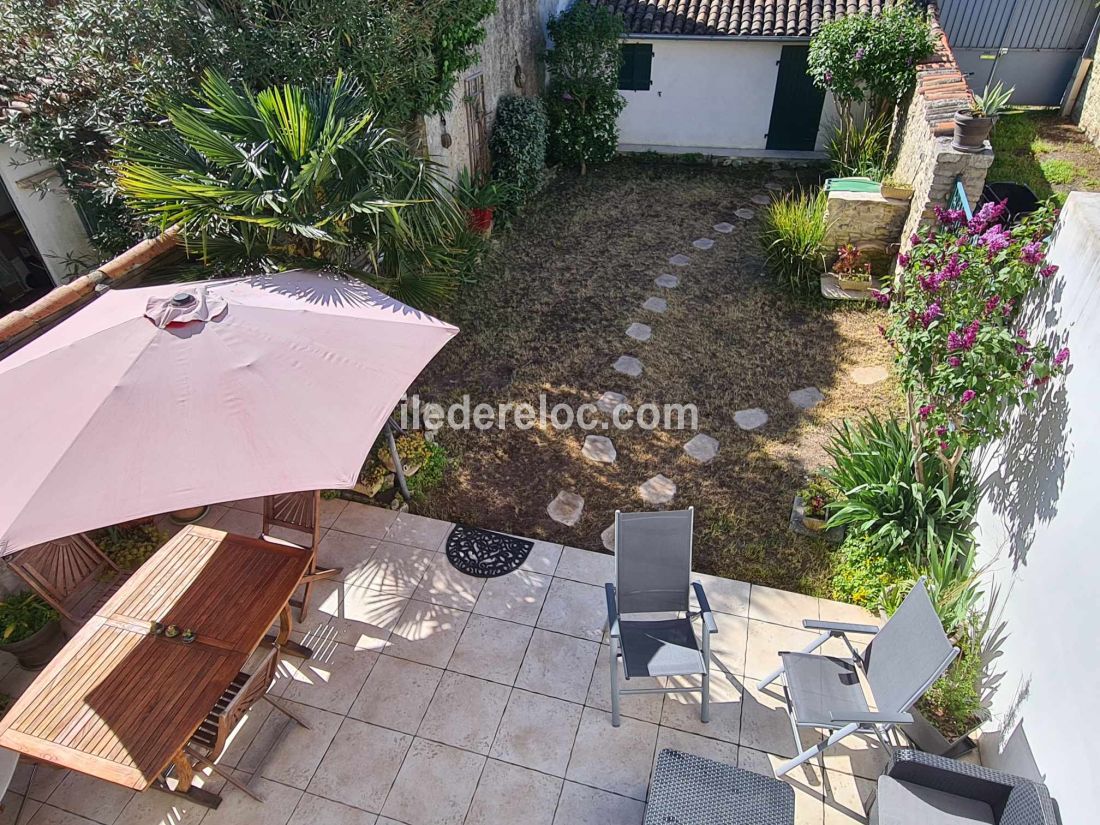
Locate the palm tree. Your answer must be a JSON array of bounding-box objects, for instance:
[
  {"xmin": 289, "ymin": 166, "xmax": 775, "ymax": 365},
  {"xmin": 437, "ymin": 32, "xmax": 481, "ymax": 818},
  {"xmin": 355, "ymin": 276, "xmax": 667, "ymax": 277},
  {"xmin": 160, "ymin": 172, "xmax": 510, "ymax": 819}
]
[{"xmin": 116, "ymin": 70, "xmax": 465, "ymax": 308}]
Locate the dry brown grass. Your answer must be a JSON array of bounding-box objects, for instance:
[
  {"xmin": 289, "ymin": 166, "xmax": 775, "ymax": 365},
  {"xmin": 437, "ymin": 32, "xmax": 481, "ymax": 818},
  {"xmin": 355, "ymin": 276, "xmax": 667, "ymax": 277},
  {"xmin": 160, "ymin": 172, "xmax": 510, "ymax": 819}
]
[{"xmin": 415, "ymin": 158, "xmax": 901, "ymax": 594}]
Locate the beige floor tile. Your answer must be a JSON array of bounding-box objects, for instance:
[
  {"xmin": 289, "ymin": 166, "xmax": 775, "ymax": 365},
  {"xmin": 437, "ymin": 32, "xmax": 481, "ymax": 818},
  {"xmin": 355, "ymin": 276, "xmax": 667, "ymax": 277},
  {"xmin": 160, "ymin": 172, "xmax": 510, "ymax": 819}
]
[
  {"xmin": 226, "ymin": 497, "xmax": 264, "ymax": 514},
  {"xmin": 738, "ymin": 747, "xmax": 826, "ymax": 825},
  {"xmin": 313, "ymin": 581, "xmax": 405, "ymax": 651},
  {"xmin": 536, "ymin": 578, "xmax": 606, "ymax": 642},
  {"xmin": 333, "ymin": 503, "xmax": 398, "ymax": 539},
  {"xmin": 518, "ymin": 539, "xmax": 563, "ymax": 576},
  {"xmin": 0, "ymin": 792, "xmax": 42, "ymax": 825},
  {"xmin": 381, "ymin": 738, "xmax": 484, "ymax": 825},
  {"xmin": 202, "ymin": 775, "xmax": 303, "ymax": 825},
  {"xmin": 553, "ymin": 781, "xmax": 645, "ymax": 825},
  {"xmin": 653, "ymin": 726, "xmax": 739, "ymax": 771},
  {"xmin": 316, "ymin": 529, "xmax": 380, "ymax": 582},
  {"xmin": 820, "ymin": 731, "xmax": 890, "ymax": 780},
  {"xmin": 417, "ymin": 671, "xmax": 510, "ymax": 754},
  {"xmin": 749, "ymin": 584, "xmax": 820, "ymax": 627},
  {"xmin": 692, "ymin": 572, "xmax": 751, "ymax": 617},
  {"xmin": 22, "ymin": 806, "xmax": 96, "ymax": 825},
  {"xmin": 347, "ymin": 541, "xmax": 434, "ymax": 597},
  {"xmin": 448, "ymin": 614, "xmax": 533, "ymax": 685},
  {"xmin": 411, "ymin": 556, "xmax": 485, "ymax": 611},
  {"xmin": 566, "ymin": 706, "xmax": 658, "ymax": 801},
  {"xmin": 212, "ymin": 507, "xmax": 263, "ymax": 537},
  {"xmin": 308, "ymin": 718, "xmax": 412, "ymax": 813},
  {"xmin": 44, "ymin": 773, "xmax": 132, "ymax": 825},
  {"xmin": 288, "ymin": 793, "xmax": 377, "ymax": 825},
  {"xmin": 14, "ymin": 764, "xmax": 67, "ymax": 803},
  {"xmin": 464, "ymin": 760, "xmax": 562, "ymax": 825},
  {"xmin": 744, "ymin": 619, "xmax": 819, "ymax": 681},
  {"xmin": 349, "ymin": 654, "xmax": 443, "ymax": 734},
  {"xmin": 660, "ymin": 668, "xmax": 742, "ymax": 743},
  {"xmin": 586, "ymin": 644, "xmax": 666, "ymax": 724},
  {"xmin": 516, "ymin": 628, "xmax": 599, "ymax": 703},
  {"xmin": 472, "ymin": 570, "xmax": 552, "ymax": 626},
  {"xmin": 822, "ymin": 769, "xmax": 874, "ymax": 825},
  {"xmin": 554, "ymin": 547, "xmax": 614, "ymax": 586},
  {"xmin": 281, "ymin": 640, "xmax": 378, "ymax": 715},
  {"xmin": 252, "ymin": 701, "xmax": 343, "ymax": 789},
  {"xmin": 387, "ymin": 600, "xmax": 470, "ymax": 668},
  {"xmin": 318, "ymin": 496, "xmax": 348, "ymax": 528},
  {"xmin": 384, "ymin": 513, "xmax": 454, "ymax": 552},
  {"xmin": 489, "ymin": 688, "xmax": 582, "ymax": 776},
  {"xmin": 708, "ymin": 614, "xmax": 749, "ymax": 678},
  {"xmin": 738, "ymin": 682, "xmax": 823, "ymax": 759},
  {"xmin": 111, "ymin": 784, "xmax": 212, "ymax": 825}
]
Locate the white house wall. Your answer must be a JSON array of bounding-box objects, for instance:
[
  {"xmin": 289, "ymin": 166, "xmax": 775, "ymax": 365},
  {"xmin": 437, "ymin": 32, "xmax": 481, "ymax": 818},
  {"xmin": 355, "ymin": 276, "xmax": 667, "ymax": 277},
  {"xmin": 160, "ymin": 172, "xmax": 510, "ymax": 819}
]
[{"xmin": 617, "ymin": 38, "xmax": 784, "ymax": 152}]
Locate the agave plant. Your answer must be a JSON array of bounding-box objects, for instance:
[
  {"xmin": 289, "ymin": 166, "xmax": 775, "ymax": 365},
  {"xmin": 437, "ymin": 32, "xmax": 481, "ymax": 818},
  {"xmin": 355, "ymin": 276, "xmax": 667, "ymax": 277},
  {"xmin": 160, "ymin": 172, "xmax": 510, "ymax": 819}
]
[{"xmin": 116, "ymin": 70, "xmax": 465, "ymax": 309}]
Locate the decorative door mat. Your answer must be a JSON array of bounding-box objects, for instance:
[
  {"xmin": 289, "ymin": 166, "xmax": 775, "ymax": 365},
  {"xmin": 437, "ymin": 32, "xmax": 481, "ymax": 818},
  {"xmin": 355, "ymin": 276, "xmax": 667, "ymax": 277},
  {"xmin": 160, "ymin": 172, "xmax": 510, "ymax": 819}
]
[{"xmin": 445, "ymin": 525, "xmax": 533, "ymax": 578}]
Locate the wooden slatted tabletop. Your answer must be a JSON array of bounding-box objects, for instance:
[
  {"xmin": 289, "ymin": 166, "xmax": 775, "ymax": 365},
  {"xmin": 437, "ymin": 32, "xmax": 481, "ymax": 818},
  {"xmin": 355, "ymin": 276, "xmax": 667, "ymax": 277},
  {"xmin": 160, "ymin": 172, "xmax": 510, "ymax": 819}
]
[{"xmin": 0, "ymin": 526, "xmax": 311, "ymax": 791}]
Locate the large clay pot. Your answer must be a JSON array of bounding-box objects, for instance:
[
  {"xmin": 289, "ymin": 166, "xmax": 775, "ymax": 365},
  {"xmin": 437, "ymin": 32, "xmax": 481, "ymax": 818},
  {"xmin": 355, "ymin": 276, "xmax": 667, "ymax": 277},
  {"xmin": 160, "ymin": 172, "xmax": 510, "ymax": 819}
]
[
  {"xmin": 469, "ymin": 207, "xmax": 495, "ymax": 235},
  {"xmin": 0, "ymin": 619, "xmax": 65, "ymax": 670},
  {"xmin": 952, "ymin": 111, "xmax": 994, "ymax": 153},
  {"xmin": 168, "ymin": 505, "xmax": 210, "ymax": 525}
]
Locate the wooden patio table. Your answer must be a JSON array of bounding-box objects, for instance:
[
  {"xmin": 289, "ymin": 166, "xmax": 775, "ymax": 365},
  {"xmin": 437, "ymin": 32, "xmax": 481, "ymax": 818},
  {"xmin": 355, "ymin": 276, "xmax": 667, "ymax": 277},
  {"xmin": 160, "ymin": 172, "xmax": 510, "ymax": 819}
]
[{"xmin": 0, "ymin": 525, "xmax": 311, "ymax": 808}]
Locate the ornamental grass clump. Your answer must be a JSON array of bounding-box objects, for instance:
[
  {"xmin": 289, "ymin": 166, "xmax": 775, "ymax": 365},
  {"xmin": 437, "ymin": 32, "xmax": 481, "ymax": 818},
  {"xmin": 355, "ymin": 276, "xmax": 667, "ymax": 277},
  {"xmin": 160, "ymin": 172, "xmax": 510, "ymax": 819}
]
[{"xmin": 760, "ymin": 190, "xmax": 829, "ymax": 296}]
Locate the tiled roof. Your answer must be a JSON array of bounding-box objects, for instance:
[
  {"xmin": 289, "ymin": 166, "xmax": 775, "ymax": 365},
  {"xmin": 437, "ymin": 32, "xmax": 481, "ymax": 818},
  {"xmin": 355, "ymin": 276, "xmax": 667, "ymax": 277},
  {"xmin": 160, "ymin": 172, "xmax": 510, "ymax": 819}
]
[{"xmin": 592, "ymin": 0, "xmax": 901, "ymax": 37}]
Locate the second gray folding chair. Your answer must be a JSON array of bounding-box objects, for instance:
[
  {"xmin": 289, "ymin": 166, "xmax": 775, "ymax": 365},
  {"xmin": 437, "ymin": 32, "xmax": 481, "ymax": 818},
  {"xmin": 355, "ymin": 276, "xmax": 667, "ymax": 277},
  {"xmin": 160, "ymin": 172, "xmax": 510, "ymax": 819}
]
[
  {"xmin": 758, "ymin": 578, "xmax": 958, "ymax": 776},
  {"xmin": 604, "ymin": 507, "xmax": 718, "ymax": 727}
]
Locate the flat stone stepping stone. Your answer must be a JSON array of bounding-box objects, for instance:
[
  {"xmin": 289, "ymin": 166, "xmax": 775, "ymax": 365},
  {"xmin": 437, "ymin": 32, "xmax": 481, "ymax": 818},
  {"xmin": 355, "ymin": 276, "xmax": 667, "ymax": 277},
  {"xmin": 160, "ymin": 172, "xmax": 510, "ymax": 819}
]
[
  {"xmin": 734, "ymin": 408, "xmax": 769, "ymax": 430},
  {"xmin": 547, "ymin": 491, "xmax": 584, "ymax": 526},
  {"xmin": 692, "ymin": 238, "xmax": 715, "ymax": 250},
  {"xmin": 626, "ymin": 322, "xmax": 652, "ymax": 342},
  {"xmin": 751, "ymin": 194, "xmax": 771, "ymax": 205},
  {"xmin": 655, "ymin": 274, "xmax": 679, "ymax": 289},
  {"xmin": 788, "ymin": 386, "xmax": 825, "ymax": 410},
  {"xmin": 638, "ymin": 474, "xmax": 677, "ymax": 505},
  {"xmin": 668, "ymin": 254, "xmax": 691, "ymax": 267},
  {"xmin": 683, "ymin": 433, "xmax": 720, "ymax": 464},
  {"xmin": 765, "ymin": 181, "xmax": 784, "ymax": 191},
  {"xmin": 613, "ymin": 355, "xmax": 643, "ymax": 377},
  {"xmin": 642, "ymin": 296, "xmax": 668, "ymax": 313},
  {"xmin": 735, "ymin": 208, "xmax": 755, "ymax": 220},
  {"xmin": 596, "ymin": 390, "xmax": 627, "ymax": 414},
  {"xmin": 713, "ymin": 222, "xmax": 734, "ymax": 234},
  {"xmin": 601, "ymin": 524, "xmax": 616, "ymax": 551},
  {"xmin": 850, "ymin": 365, "xmax": 889, "ymax": 385},
  {"xmin": 582, "ymin": 435, "xmax": 617, "ymax": 464}
]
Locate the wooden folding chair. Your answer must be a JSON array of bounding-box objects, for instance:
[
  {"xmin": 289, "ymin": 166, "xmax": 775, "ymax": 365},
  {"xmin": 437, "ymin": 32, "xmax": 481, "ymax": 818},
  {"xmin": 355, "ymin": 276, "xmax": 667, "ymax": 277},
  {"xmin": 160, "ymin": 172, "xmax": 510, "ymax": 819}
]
[
  {"xmin": 8, "ymin": 533, "xmax": 131, "ymax": 628},
  {"xmin": 262, "ymin": 491, "xmax": 341, "ymax": 621},
  {"xmin": 185, "ymin": 646, "xmax": 309, "ymax": 801}
]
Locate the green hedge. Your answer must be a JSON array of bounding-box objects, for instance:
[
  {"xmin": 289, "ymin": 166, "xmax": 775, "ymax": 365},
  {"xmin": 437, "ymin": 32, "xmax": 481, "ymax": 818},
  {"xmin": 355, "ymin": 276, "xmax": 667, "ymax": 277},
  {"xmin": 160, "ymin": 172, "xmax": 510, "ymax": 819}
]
[{"xmin": 490, "ymin": 96, "xmax": 548, "ymax": 214}]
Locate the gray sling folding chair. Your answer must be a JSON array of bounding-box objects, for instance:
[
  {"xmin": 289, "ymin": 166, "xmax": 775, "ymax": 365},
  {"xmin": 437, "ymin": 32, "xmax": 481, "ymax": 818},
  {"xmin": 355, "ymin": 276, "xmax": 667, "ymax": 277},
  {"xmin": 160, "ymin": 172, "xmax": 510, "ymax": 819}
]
[
  {"xmin": 758, "ymin": 578, "xmax": 958, "ymax": 777},
  {"xmin": 604, "ymin": 507, "xmax": 718, "ymax": 727}
]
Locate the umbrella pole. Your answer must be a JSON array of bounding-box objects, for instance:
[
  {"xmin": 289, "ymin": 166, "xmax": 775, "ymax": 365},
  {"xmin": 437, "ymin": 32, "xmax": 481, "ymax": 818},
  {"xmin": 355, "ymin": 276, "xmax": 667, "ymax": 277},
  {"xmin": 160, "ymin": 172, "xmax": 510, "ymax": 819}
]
[{"xmin": 385, "ymin": 421, "xmax": 412, "ymax": 503}]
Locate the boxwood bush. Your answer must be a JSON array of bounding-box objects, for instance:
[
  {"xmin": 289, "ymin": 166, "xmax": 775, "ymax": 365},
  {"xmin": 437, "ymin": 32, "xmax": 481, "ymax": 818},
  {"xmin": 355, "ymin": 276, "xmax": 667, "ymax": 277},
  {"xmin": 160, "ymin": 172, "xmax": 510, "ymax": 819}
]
[{"xmin": 490, "ymin": 96, "xmax": 548, "ymax": 215}]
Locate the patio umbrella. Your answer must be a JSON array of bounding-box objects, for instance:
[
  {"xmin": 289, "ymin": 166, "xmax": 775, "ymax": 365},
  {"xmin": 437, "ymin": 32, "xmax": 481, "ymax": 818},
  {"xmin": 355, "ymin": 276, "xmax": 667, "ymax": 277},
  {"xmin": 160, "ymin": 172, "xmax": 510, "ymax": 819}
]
[{"xmin": 0, "ymin": 270, "xmax": 458, "ymax": 553}]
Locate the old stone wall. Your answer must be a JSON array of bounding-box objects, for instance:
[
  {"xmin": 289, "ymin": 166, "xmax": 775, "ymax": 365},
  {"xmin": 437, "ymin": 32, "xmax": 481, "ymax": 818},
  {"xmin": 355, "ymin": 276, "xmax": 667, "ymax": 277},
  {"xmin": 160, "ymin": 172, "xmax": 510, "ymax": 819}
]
[
  {"xmin": 1072, "ymin": 60, "xmax": 1100, "ymax": 148},
  {"xmin": 824, "ymin": 190, "xmax": 910, "ymax": 270}
]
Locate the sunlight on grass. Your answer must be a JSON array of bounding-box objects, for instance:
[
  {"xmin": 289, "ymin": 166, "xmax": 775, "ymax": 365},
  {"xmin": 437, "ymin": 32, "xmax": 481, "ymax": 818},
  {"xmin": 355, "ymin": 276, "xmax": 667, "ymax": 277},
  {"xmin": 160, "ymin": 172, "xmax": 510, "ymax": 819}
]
[{"xmin": 1038, "ymin": 158, "xmax": 1082, "ymax": 185}]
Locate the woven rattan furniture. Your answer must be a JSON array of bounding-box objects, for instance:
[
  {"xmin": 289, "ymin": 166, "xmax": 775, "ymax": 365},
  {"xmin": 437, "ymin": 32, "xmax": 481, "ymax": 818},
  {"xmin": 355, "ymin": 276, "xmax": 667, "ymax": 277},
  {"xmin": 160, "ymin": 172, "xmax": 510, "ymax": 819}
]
[{"xmin": 644, "ymin": 749, "xmax": 795, "ymax": 825}]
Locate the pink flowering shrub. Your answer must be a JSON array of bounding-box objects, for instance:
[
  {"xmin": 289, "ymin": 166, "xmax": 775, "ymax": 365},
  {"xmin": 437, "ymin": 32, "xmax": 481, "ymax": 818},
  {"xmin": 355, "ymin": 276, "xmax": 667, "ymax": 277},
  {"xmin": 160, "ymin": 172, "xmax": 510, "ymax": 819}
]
[{"xmin": 877, "ymin": 201, "xmax": 1068, "ymax": 486}]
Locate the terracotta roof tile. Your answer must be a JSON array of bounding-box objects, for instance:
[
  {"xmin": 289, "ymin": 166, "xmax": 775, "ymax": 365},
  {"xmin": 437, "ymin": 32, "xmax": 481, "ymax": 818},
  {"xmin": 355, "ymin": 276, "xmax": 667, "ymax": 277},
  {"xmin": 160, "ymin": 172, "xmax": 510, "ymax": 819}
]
[{"xmin": 595, "ymin": 0, "xmax": 900, "ymax": 36}]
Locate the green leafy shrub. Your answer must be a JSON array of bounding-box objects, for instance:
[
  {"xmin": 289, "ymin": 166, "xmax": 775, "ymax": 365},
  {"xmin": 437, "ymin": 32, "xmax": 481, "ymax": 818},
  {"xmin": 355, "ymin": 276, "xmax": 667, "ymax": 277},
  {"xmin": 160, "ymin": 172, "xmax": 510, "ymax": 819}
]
[
  {"xmin": 760, "ymin": 190, "xmax": 829, "ymax": 296},
  {"xmin": 490, "ymin": 96, "xmax": 548, "ymax": 214},
  {"xmin": 544, "ymin": 3, "xmax": 626, "ymax": 174},
  {"xmin": 0, "ymin": 592, "xmax": 58, "ymax": 644},
  {"xmin": 917, "ymin": 627, "xmax": 985, "ymax": 740},
  {"xmin": 93, "ymin": 523, "xmax": 169, "ymax": 571},
  {"xmin": 824, "ymin": 413, "xmax": 977, "ymax": 558},
  {"xmin": 408, "ymin": 440, "xmax": 447, "ymax": 499},
  {"xmin": 830, "ymin": 532, "xmax": 909, "ymax": 609},
  {"xmin": 825, "ymin": 113, "xmax": 892, "ymax": 179},
  {"xmin": 879, "ymin": 536, "xmax": 983, "ymax": 633}
]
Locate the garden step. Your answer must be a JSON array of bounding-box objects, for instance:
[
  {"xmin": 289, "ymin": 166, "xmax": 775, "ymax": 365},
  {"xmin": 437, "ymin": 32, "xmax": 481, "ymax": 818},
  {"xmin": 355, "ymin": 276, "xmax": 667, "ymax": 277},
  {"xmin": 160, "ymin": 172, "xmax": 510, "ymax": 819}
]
[
  {"xmin": 625, "ymin": 322, "xmax": 652, "ymax": 342},
  {"xmin": 642, "ymin": 297, "xmax": 668, "ymax": 313},
  {"xmin": 683, "ymin": 433, "xmax": 720, "ymax": 464},
  {"xmin": 547, "ymin": 491, "xmax": 585, "ymax": 526},
  {"xmin": 638, "ymin": 474, "xmax": 677, "ymax": 505},
  {"xmin": 735, "ymin": 208, "xmax": 755, "ymax": 220},
  {"xmin": 733, "ymin": 408, "xmax": 768, "ymax": 430},
  {"xmin": 654, "ymin": 274, "xmax": 679, "ymax": 289},
  {"xmin": 750, "ymin": 194, "xmax": 772, "ymax": 206},
  {"xmin": 668, "ymin": 254, "xmax": 690, "ymax": 266},
  {"xmin": 713, "ymin": 223, "xmax": 734, "ymax": 234},
  {"xmin": 850, "ymin": 365, "xmax": 889, "ymax": 385},
  {"xmin": 612, "ymin": 355, "xmax": 643, "ymax": 377},
  {"xmin": 581, "ymin": 436, "xmax": 617, "ymax": 464},
  {"xmin": 788, "ymin": 386, "xmax": 825, "ymax": 410},
  {"xmin": 692, "ymin": 238, "xmax": 715, "ymax": 250},
  {"xmin": 596, "ymin": 391, "xmax": 627, "ymax": 414}
]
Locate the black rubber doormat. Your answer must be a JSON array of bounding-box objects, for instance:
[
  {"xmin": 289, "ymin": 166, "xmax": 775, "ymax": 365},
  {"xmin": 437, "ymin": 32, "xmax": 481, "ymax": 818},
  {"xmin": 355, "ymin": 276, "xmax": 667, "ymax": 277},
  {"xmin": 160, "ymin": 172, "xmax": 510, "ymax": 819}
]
[{"xmin": 445, "ymin": 525, "xmax": 533, "ymax": 578}]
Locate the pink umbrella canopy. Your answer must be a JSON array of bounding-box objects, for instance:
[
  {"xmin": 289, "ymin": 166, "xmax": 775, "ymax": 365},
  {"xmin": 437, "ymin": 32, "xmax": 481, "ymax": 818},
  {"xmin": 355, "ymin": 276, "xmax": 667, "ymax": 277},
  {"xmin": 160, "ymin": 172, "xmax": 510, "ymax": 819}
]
[{"xmin": 0, "ymin": 270, "xmax": 458, "ymax": 554}]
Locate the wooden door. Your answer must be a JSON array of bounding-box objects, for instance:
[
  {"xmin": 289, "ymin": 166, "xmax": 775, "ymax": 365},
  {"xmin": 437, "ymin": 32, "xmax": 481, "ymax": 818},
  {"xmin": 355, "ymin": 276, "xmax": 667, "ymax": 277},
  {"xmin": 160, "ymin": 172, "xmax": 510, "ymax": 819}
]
[{"xmin": 766, "ymin": 46, "xmax": 827, "ymax": 151}]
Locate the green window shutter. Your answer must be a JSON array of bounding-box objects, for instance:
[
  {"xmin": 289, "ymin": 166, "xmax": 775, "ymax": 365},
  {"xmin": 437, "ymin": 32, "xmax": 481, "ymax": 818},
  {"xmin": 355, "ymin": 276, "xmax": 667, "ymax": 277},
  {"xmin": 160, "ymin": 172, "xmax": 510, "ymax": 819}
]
[{"xmin": 619, "ymin": 44, "xmax": 653, "ymax": 91}]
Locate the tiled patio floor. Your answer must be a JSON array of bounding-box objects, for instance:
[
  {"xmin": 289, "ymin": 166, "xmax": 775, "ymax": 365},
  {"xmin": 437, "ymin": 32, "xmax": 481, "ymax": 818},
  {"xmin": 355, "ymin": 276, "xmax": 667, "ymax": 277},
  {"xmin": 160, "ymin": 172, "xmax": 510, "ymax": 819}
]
[{"xmin": 0, "ymin": 500, "xmax": 886, "ymax": 825}]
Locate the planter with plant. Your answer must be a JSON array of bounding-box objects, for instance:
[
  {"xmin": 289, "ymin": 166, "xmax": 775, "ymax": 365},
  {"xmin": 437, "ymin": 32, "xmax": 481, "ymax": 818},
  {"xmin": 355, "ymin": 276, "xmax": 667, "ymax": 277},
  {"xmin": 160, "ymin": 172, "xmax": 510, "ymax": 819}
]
[
  {"xmin": 831, "ymin": 243, "xmax": 874, "ymax": 291},
  {"xmin": 796, "ymin": 475, "xmax": 835, "ymax": 532},
  {"xmin": 0, "ymin": 591, "xmax": 64, "ymax": 670},
  {"xmin": 456, "ymin": 169, "xmax": 507, "ymax": 235},
  {"xmin": 880, "ymin": 175, "xmax": 914, "ymax": 201},
  {"xmin": 953, "ymin": 82, "xmax": 1013, "ymax": 152},
  {"xmin": 92, "ymin": 523, "xmax": 169, "ymax": 571}
]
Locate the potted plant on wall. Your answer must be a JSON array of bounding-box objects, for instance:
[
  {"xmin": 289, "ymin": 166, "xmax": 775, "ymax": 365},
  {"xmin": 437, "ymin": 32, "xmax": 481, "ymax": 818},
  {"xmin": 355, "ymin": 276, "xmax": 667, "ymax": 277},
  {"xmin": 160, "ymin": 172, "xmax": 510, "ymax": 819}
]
[
  {"xmin": 831, "ymin": 243, "xmax": 874, "ymax": 292},
  {"xmin": 0, "ymin": 591, "xmax": 64, "ymax": 670},
  {"xmin": 879, "ymin": 174, "xmax": 914, "ymax": 201},
  {"xmin": 952, "ymin": 82, "xmax": 1014, "ymax": 153}
]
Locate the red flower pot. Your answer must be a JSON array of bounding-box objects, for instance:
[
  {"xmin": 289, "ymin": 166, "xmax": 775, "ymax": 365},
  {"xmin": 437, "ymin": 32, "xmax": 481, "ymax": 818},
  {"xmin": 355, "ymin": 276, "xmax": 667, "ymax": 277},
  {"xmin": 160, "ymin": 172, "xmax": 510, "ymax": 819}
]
[{"xmin": 469, "ymin": 207, "xmax": 495, "ymax": 235}]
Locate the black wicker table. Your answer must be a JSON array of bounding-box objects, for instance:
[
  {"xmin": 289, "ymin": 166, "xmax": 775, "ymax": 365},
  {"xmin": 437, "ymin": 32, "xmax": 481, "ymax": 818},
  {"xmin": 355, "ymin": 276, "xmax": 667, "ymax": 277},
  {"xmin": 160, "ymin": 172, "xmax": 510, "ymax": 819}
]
[{"xmin": 644, "ymin": 749, "xmax": 795, "ymax": 825}]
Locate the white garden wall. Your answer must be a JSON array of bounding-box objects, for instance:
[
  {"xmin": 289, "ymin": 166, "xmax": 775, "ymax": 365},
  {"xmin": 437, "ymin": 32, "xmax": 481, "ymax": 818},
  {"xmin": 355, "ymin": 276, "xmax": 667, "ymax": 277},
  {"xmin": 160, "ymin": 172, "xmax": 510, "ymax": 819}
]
[{"xmin": 973, "ymin": 191, "xmax": 1100, "ymax": 824}]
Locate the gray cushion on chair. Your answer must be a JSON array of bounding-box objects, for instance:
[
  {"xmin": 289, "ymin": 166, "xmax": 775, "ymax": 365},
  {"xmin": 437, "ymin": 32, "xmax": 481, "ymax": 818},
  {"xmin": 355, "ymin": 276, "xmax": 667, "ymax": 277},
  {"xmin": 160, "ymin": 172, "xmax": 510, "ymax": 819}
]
[
  {"xmin": 620, "ymin": 618, "xmax": 705, "ymax": 677},
  {"xmin": 876, "ymin": 776, "xmax": 996, "ymax": 825},
  {"xmin": 780, "ymin": 652, "xmax": 868, "ymax": 726}
]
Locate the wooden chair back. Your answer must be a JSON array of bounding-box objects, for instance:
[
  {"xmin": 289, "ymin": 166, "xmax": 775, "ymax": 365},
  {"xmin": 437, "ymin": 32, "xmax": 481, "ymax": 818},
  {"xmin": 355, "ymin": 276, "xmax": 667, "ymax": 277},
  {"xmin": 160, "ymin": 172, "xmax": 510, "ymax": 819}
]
[
  {"xmin": 208, "ymin": 646, "xmax": 281, "ymax": 760},
  {"xmin": 8, "ymin": 534, "xmax": 120, "ymax": 622},
  {"xmin": 262, "ymin": 491, "xmax": 321, "ymax": 552}
]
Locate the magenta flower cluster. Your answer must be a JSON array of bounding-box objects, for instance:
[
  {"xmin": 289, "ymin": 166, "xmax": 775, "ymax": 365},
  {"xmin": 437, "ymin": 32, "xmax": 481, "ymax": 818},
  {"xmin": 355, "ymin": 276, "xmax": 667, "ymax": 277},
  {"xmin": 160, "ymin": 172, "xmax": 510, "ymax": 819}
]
[{"xmin": 947, "ymin": 320, "xmax": 980, "ymax": 352}]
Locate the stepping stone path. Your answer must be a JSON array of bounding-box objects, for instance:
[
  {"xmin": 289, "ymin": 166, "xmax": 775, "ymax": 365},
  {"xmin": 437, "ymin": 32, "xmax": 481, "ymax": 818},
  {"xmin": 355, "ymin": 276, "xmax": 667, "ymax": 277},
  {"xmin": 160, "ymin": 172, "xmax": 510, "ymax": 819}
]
[
  {"xmin": 601, "ymin": 524, "xmax": 616, "ymax": 551},
  {"xmin": 582, "ymin": 435, "xmax": 617, "ymax": 464},
  {"xmin": 683, "ymin": 433, "xmax": 720, "ymax": 464},
  {"xmin": 713, "ymin": 222, "xmax": 734, "ymax": 234},
  {"xmin": 751, "ymin": 194, "xmax": 772, "ymax": 206},
  {"xmin": 642, "ymin": 296, "xmax": 668, "ymax": 313},
  {"xmin": 735, "ymin": 208, "xmax": 755, "ymax": 220},
  {"xmin": 655, "ymin": 274, "xmax": 679, "ymax": 289},
  {"xmin": 638, "ymin": 474, "xmax": 677, "ymax": 505},
  {"xmin": 692, "ymin": 238, "xmax": 715, "ymax": 250},
  {"xmin": 596, "ymin": 390, "xmax": 627, "ymax": 414},
  {"xmin": 626, "ymin": 322, "xmax": 652, "ymax": 342},
  {"xmin": 668, "ymin": 254, "xmax": 691, "ymax": 267},
  {"xmin": 613, "ymin": 355, "xmax": 643, "ymax": 377},
  {"xmin": 788, "ymin": 386, "xmax": 825, "ymax": 410},
  {"xmin": 548, "ymin": 491, "xmax": 584, "ymax": 526},
  {"xmin": 850, "ymin": 365, "xmax": 889, "ymax": 385},
  {"xmin": 734, "ymin": 408, "xmax": 769, "ymax": 430},
  {"xmin": 765, "ymin": 181, "xmax": 784, "ymax": 191}
]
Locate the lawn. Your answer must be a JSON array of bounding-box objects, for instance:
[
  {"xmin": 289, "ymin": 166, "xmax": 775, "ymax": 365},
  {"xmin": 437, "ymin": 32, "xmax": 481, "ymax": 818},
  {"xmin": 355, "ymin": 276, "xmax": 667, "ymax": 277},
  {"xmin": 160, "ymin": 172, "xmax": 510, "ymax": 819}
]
[
  {"xmin": 988, "ymin": 108, "xmax": 1100, "ymax": 201},
  {"xmin": 414, "ymin": 159, "xmax": 901, "ymax": 594}
]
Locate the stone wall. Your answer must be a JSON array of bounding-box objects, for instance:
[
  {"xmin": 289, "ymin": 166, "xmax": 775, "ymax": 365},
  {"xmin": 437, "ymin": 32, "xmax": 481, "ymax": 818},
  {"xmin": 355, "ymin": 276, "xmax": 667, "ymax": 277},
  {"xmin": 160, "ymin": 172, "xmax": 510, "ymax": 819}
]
[
  {"xmin": 824, "ymin": 190, "xmax": 910, "ymax": 271},
  {"xmin": 1072, "ymin": 59, "xmax": 1100, "ymax": 148},
  {"xmin": 891, "ymin": 5, "xmax": 993, "ymax": 254}
]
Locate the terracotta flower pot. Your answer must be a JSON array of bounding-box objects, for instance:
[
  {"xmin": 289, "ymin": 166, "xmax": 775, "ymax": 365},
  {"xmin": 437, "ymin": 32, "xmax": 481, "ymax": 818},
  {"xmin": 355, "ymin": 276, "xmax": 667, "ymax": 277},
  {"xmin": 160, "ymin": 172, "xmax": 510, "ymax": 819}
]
[
  {"xmin": 168, "ymin": 505, "xmax": 210, "ymax": 525},
  {"xmin": 0, "ymin": 619, "xmax": 65, "ymax": 670},
  {"xmin": 469, "ymin": 207, "xmax": 495, "ymax": 235},
  {"xmin": 952, "ymin": 110, "xmax": 994, "ymax": 153}
]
